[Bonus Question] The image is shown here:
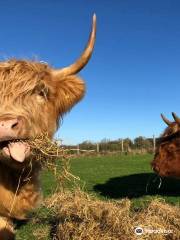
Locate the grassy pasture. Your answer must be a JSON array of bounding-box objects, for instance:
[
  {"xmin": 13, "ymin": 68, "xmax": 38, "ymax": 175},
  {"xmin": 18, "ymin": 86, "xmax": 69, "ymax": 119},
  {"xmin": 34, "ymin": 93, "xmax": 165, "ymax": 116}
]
[
  {"xmin": 69, "ymin": 154, "xmax": 180, "ymax": 205},
  {"xmin": 16, "ymin": 154, "xmax": 180, "ymax": 239}
]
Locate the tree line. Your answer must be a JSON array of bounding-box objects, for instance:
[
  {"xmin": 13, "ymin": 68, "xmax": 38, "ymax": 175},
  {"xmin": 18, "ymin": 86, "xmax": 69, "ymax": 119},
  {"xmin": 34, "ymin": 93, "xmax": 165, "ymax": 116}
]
[{"xmin": 77, "ymin": 136, "xmax": 155, "ymax": 153}]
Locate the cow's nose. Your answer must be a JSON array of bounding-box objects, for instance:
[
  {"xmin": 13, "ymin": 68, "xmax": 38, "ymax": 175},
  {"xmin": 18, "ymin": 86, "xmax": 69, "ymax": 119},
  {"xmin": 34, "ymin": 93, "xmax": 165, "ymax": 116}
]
[
  {"xmin": 153, "ymin": 164, "xmax": 159, "ymax": 173},
  {"xmin": 0, "ymin": 119, "xmax": 18, "ymax": 129},
  {"xmin": 0, "ymin": 117, "xmax": 23, "ymax": 136}
]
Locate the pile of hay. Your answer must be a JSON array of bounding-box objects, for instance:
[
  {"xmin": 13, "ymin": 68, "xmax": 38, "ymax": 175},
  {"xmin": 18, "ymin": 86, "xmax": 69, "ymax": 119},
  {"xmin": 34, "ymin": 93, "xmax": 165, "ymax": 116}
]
[{"xmin": 42, "ymin": 190, "xmax": 180, "ymax": 240}]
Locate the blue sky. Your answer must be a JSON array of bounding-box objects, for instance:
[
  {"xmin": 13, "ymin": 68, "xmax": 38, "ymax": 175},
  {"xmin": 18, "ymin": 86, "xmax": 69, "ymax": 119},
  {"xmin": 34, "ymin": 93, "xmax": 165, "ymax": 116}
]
[{"xmin": 0, "ymin": 0, "xmax": 180, "ymax": 144}]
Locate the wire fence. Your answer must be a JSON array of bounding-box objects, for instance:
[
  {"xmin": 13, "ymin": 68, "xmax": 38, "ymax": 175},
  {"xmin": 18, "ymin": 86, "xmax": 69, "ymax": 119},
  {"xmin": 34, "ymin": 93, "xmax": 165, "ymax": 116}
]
[{"xmin": 56, "ymin": 135, "xmax": 157, "ymax": 156}]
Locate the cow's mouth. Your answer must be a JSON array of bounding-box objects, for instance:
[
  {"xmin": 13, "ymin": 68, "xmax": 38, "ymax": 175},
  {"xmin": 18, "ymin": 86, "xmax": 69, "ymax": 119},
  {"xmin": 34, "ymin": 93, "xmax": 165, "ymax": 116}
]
[{"xmin": 0, "ymin": 138, "xmax": 30, "ymax": 163}]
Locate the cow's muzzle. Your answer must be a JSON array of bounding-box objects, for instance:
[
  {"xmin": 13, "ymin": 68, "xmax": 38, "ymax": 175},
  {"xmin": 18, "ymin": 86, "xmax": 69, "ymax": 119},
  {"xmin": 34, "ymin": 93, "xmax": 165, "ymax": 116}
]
[{"xmin": 0, "ymin": 116, "xmax": 23, "ymax": 141}]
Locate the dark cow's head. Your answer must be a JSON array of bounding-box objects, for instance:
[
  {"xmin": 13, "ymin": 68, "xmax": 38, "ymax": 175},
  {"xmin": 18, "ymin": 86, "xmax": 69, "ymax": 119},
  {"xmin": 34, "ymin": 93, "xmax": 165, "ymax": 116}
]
[
  {"xmin": 152, "ymin": 112, "xmax": 180, "ymax": 179},
  {"xmin": 0, "ymin": 15, "xmax": 96, "ymax": 163}
]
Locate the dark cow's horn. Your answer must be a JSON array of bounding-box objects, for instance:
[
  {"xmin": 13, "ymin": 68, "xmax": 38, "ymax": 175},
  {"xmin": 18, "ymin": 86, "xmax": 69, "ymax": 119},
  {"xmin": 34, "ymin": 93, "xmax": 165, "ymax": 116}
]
[
  {"xmin": 161, "ymin": 114, "xmax": 172, "ymax": 126},
  {"xmin": 53, "ymin": 14, "xmax": 96, "ymax": 78},
  {"xmin": 172, "ymin": 112, "xmax": 180, "ymax": 124}
]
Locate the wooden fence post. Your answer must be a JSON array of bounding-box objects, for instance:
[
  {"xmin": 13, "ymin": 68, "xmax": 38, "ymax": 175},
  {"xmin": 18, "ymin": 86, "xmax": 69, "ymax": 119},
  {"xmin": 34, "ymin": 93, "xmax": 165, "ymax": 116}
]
[
  {"xmin": 121, "ymin": 139, "xmax": 124, "ymax": 153},
  {"xmin": 153, "ymin": 135, "xmax": 156, "ymax": 153},
  {"xmin": 96, "ymin": 143, "xmax": 99, "ymax": 153},
  {"xmin": 77, "ymin": 145, "xmax": 80, "ymax": 155}
]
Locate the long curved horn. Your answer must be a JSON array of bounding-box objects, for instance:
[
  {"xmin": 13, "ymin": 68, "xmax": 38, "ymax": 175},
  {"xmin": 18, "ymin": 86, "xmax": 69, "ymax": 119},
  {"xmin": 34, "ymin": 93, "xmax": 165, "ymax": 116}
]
[
  {"xmin": 161, "ymin": 114, "xmax": 172, "ymax": 126},
  {"xmin": 53, "ymin": 14, "xmax": 96, "ymax": 78},
  {"xmin": 172, "ymin": 112, "xmax": 180, "ymax": 124}
]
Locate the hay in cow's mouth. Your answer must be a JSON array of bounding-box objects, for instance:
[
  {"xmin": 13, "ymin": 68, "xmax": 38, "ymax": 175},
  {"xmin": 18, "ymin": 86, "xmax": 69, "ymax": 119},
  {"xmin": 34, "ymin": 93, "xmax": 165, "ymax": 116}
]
[
  {"xmin": 0, "ymin": 135, "xmax": 64, "ymax": 161},
  {"xmin": 0, "ymin": 134, "xmax": 77, "ymax": 188},
  {"xmin": 0, "ymin": 138, "xmax": 27, "ymax": 148}
]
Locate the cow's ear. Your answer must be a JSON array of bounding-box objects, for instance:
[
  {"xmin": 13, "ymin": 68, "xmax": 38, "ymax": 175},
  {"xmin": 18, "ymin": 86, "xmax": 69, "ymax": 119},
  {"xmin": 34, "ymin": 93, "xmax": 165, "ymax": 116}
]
[{"xmin": 54, "ymin": 75, "xmax": 85, "ymax": 114}]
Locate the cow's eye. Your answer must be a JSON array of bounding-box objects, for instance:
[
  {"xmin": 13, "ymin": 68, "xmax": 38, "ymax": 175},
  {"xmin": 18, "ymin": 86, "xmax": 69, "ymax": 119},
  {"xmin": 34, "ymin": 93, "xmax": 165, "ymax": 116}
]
[
  {"xmin": 34, "ymin": 83, "xmax": 49, "ymax": 100},
  {"xmin": 38, "ymin": 88, "xmax": 48, "ymax": 99}
]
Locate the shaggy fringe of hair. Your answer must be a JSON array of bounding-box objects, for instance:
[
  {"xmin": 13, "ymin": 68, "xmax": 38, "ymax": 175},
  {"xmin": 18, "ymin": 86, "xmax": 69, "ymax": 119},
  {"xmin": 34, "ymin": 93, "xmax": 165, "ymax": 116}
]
[{"xmin": 0, "ymin": 59, "xmax": 50, "ymax": 99}]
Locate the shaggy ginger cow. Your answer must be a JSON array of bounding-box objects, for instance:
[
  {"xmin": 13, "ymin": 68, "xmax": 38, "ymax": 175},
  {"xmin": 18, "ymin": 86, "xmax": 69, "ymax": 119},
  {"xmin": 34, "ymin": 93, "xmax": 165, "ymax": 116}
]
[
  {"xmin": 152, "ymin": 112, "xmax": 180, "ymax": 179},
  {"xmin": 0, "ymin": 15, "xmax": 96, "ymax": 239}
]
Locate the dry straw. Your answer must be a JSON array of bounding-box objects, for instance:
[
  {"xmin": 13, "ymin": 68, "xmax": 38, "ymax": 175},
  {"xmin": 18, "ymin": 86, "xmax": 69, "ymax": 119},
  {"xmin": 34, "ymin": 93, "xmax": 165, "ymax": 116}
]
[
  {"xmin": 26, "ymin": 134, "xmax": 80, "ymax": 189},
  {"xmin": 42, "ymin": 190, "xmax": 180, "ymax": 240}
]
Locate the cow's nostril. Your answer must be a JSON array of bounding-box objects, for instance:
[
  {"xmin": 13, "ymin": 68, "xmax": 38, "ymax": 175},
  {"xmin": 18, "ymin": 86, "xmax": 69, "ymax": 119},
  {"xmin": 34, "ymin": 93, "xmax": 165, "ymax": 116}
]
[{"xmin": 11, "ymin": 122, "xmax": 19, "ymax": 129}]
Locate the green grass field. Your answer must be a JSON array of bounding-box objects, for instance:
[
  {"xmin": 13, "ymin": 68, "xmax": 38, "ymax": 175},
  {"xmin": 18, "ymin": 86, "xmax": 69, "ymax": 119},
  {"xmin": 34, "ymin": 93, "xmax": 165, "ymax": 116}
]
[{"xmin": 16, "ymin": 154, "xmax": 180, "ymax": 239}]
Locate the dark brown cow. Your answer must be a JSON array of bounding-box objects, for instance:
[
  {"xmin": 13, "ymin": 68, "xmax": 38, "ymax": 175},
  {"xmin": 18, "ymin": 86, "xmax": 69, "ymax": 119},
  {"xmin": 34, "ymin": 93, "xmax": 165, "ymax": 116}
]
[
  {"xmin": 0, "ymin": 15, "xmax": 96, "ymax": 239},
  {"xmin": 152, "ymin": 112, "xmax": 180, "ymax": 179}
]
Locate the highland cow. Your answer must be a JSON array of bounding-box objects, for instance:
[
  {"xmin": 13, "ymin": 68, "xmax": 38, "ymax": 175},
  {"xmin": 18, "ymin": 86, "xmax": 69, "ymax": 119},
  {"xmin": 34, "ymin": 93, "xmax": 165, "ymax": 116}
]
[
  {"xmin": 152, "ymin": 112, "xmax": 180, "ymax": 179},
  {"xmin": 0, "ymin": 15, "xmax": 96, "ymax": 239}
]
